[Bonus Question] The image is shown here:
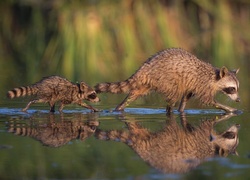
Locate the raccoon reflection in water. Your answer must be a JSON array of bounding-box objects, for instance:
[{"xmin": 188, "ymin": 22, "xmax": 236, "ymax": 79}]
[
  {"xmin": 7, "ymin": 114, "xmax": 99, "ymax": 147},
  {"xmin": 95, "ymin": 114, "xmax": 240, "ymax": 174}
]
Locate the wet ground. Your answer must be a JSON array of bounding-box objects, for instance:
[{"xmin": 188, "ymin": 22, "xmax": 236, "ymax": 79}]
[{"xmin": 0, "ymin": 103, "xmax": 250, "ymax": 180}]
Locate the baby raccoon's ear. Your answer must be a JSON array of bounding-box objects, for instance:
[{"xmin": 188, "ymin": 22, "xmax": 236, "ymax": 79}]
[
  {"xmin": 80, "ymin": 82, "xmax": 89, "ymax": 92},
  {"xmin": 219, "ymin": 66, "xmax": 229, "ymax": 78}
]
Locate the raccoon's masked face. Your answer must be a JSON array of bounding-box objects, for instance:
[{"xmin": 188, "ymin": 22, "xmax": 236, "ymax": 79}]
[
  {"xmin": 217, "ymin": 67, "xmax": 240, "ymax": 102},
  {"xmin": 86, "ymin": 91, "xmax": 100, "ymax": 102},
  {"xmin": 211, "ymin": 124, "xmax": 240, "ymax": 156},
  {"xmin": 80, "ymin": 82, "xmax": 100, "ymax": 102}
]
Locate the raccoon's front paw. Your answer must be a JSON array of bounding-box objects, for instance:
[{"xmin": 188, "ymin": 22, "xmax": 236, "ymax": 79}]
[
  {"xmin": 230, "ymin": 109, "xmax": 242, "ymax": 115},
  {"xmin": 91, "ymin": 108, "xmax": 102, "ymax": 112},
  {"xmin": 214, "ymin": 102, "xmax": 239, "ymax": 114},
  {"xmin": 223, "ymin": 108, "xmax": 243, "ymax": 115}
]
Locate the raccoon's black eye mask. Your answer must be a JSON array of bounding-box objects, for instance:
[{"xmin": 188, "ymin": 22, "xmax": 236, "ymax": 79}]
[
  {"xmin": 88, "ymin": 92, "xmax": 97, "ymax": 99},
  {"xmin": 222, "ymin": 87, "xmax": 236, "ymax": 94},
  {"xmin": 222, "ymin": 132, "xmax": 236, "ymax": 139}
]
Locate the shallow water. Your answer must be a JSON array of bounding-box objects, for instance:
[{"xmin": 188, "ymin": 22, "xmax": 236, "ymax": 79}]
[{"xmin": 0, "ymin": 102, "xmax": 250, "ymax": 180}]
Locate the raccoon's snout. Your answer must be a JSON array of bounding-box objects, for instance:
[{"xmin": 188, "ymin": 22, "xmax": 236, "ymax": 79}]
[
  {"xmin": 225, "ymin": 92, "xmax": 240, "ymax": 103},
  {"xmin": 91, "ymin": 97, "xmax": 100, "ymax": 103}
]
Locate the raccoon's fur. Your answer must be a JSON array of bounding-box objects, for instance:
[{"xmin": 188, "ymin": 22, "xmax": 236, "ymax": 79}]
[
  {"xmin": 95, "ymin": 115, "xmax": 240, "ymax": 173},
  {"xmin": 8, "ymin": 115, "xmax": 99, "ymax": 147},
  {"xmin": 7, "ymin": 76, "xmax": 100, "ymax": 112},
  {"xmin": 95, "ymin": 48, "xmax": 240, "ymax": 113}
]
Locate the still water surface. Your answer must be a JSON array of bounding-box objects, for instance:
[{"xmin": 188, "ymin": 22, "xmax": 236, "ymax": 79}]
[{"xmin": 0, "ymin": 103, "xmax": 250, "ymax": 180}]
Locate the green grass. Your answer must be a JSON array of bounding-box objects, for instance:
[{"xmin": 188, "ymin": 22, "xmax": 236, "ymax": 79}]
[{"xmin": 0, "ymin": 0, "xmax": 249, "ymax": 106}]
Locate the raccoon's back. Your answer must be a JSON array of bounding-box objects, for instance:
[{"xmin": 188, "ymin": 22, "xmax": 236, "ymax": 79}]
[
  {"xmin": 138, "ymin": 48, "xmax": 215, "ymax": 91},
  {"xmin": 37, "ymin": 76, "xmax": 73, "ymax": 89},
  {"xmin": 7, "ymin": 76, "xmax": 74, "ymax": 99},
  {"xmin": 33, "ymin": 76, "xmax": 76, "ymax": 96},
  {"xmin": 96, "ymin": 48, "xmax": 215, "ymax": 99},
  {"xmin": 140, "ymin": 48, "xmax": 213, "ymax": 74}
]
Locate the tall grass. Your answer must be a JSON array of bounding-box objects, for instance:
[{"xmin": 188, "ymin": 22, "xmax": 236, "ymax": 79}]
[
  {"xmin": 0, "ymin": 0, "xmax": 249, "ymax": 90},
  {"xmin": 0, "ymin": 1, "xmax": 249, "ymax": 177}
]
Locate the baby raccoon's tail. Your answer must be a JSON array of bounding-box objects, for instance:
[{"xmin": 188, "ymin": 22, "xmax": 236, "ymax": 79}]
[
  {"xmin": 7, "ymin": 85, "xmax": 38, "ymax": 99},
  {"xmin": 8, "ymin": 125, "xmax": 36, "ymax": 137},
  {"xmin": 95, "ymin": 78, "xmax": 136, "ymax": 94}
]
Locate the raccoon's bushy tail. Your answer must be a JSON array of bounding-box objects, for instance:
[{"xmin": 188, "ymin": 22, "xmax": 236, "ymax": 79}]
[
  {"xmin": 7, "ymin": 86, "xmax": 38, "ymax": 99},
  {"xmin": 8, "ymin": 126, "xmax": 36, "ymax": 137},
  {"xmin": 94, "ymin": 78, "xmax": 136, "ymax": 94}
]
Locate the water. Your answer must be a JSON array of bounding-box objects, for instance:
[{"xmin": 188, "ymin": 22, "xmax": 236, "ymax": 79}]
[{"xmin": 0, "ymin": 102, "xmax": 250, "ymax": 180}]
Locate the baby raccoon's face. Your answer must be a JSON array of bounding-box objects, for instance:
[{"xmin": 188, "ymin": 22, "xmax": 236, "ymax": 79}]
[
  {"xmin": 85, "ymin": 91, "xmax": 100, "ymax": 103},
  {"xmin": 80, "ymin": 82, "xmax": 100, "ymax": 102}
]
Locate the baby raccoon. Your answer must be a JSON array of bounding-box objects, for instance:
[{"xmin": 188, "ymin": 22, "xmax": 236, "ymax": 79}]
[
  {"xmin": 7, "ymin": 76, "xmax": 100, "ymax": 112},
  {"xmin": 8, "ymin": 116, "xmax": 99, "ymax": 147},
  {"xmin": 95, "ymin": 48, "xmax": 240, "ymax": 113}
]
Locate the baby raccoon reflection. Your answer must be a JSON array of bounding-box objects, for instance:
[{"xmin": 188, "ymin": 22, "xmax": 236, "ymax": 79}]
[
  {"xmin": 8, "ymin": 117, "xmax": 99, "ymax": 147},
  {"xmin": 95, "ymin": 115, "xmax": 240, "ymax": 173}
]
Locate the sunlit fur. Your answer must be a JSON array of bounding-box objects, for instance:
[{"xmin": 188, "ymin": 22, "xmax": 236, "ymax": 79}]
[
  {"xmin": 7, "ymin": 76, "xmax": 100, "ymax": 112},
  {"xmin": 8, "ymin": 117, "xmax": 99, "ymax": 147},
  {"xmin": 95, "ymin": 48, "xmax": 240, "ymax": 112},
  {"xmin": 95, "ymin": 117, "xmax": 240, "ymax": 173}
]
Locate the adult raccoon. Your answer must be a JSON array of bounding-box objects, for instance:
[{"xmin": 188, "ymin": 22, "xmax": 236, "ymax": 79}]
[{"xmin": 95, "ymin": 48, "xmax": 240, "ymax": 113}]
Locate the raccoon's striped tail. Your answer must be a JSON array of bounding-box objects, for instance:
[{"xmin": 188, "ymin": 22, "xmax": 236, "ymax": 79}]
[
  {"xmin": 7, "ymin": 86, "xmax": 38, "ymax": 99},
  {"xmin": 94, "ymin": 78, "xmax": 136, "ymax": 94},
  {"xmin": 8, "ymin": 126, "xmax": 37, "ymax": 137}
]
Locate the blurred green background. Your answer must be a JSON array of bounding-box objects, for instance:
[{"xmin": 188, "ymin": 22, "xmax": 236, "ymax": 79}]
[
  {"xmin": 0, "ymin": 0, "xmax": 249, "ymax": 108},
  {"xmin": 0, "ymin": 1, "xmax": 250, "ymax": 179}
]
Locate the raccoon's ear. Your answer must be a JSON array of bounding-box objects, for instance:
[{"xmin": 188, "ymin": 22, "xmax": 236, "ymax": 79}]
[
  {"xmin": 80, "ymin": 82, "xmax": 89, "ymax": 92},
  {"xmin": 219, "ymin": 66, "xmax": 229, "ymax": 78},
  {"xmin": 232, "ymin": 68, "xmax": 240, "ymax": 74},
  {"xmin": 232, "ymin": 150, "xmax": 239, "ymax": 156}
]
